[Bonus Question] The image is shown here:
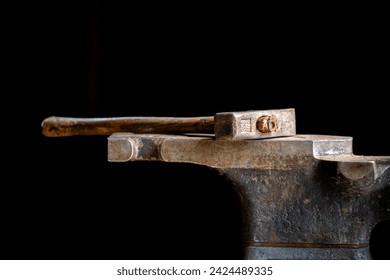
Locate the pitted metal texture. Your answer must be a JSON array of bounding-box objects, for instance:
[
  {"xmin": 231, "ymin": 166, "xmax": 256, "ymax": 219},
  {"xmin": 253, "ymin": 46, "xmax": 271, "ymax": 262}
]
[{"xmin": 107, "ymin": 133, "xmax": 390, "ymax": 259}]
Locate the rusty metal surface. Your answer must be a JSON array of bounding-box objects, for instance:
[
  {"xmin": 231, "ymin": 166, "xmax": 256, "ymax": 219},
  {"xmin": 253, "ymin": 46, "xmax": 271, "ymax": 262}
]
[
  {"xmin": 107, "ymin": 133, "xmax": 390, "ymax": 259},
  {"xmin": 214, "ymin": 108, "xmax": 296, "ymax": 140},
  {"xmin": 108, "ymin": 134, "xmax": 355, "ymax": 168}
]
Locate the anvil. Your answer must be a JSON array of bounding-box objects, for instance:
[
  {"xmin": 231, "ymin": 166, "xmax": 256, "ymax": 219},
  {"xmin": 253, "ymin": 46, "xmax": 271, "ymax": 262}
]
[{"xmin": 42, "ymin": 109, "xmax": 390, "ymax": 259}]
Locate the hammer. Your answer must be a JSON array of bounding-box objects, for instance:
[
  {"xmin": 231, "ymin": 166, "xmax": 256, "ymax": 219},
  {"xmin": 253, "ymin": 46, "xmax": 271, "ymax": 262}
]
[{"xmin": 41, "ymin": 108, "xmax": 296, "ymax": 140}]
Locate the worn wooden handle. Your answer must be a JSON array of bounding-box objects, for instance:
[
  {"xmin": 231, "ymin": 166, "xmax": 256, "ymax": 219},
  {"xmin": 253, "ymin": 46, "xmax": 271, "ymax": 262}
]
[{"xmin": 41, "ymin": 116, "xmax": 215, "ymax": 137}]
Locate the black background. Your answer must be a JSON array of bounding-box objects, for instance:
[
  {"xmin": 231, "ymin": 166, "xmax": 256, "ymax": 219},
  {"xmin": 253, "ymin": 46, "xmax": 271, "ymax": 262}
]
[{"xmin": 4, "ymin": 1, "xmax": 389, "ymax": 259}]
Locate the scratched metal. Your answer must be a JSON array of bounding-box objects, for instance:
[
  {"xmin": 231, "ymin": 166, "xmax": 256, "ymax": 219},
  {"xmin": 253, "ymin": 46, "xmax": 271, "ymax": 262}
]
[
  {"xmin": 108, "ymin": 133, "xmax": 390, "ymax": 259},
  {"xmin": 214, "ymin": 108, "xmax": 296, "ymax": 140}
]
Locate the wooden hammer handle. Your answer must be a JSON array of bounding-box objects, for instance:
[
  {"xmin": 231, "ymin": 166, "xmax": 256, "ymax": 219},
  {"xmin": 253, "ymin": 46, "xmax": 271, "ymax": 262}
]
[{"xmin": 42, "ymin": 116, "xmax": 215, "ymax": 137}]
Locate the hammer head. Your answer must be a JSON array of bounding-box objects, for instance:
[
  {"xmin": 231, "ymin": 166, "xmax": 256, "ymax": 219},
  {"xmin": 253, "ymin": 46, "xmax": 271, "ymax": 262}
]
[{"xmin": 214, "ymin": 108, "xmax": 296, "ymax": 140}]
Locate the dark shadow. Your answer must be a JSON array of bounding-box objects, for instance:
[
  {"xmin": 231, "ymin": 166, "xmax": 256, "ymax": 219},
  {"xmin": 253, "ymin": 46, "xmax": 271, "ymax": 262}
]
[{"xmin": 370, "ymin": 220, "xmax": 390, "ymax": 259}]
